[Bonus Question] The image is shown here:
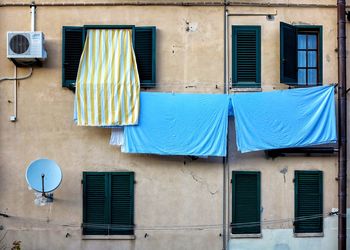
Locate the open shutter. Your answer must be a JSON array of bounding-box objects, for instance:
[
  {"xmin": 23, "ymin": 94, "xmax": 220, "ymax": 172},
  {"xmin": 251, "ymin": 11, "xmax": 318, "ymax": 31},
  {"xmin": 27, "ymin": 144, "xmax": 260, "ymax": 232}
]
[
  {"xmin": 232, "ymin": 172, "xmax": 261, "ymax": 234},
  {"xmin": 295, "ymin": 171, "xmax": 323, "ymax": 233},
  {"xmin": 135, "ymin": 27, "xmax": 156, "ymax": 87},
  {"xmin": 62, "ymin": 26, "xmax": 83, "ymax": 89},
  {"xmin": 232, "ymin": 26, "xmax": 261, "ymax": 87},
  {"xmin": 83, "ymin": 172, "xmax": 108, "ymax": 235},
  {"xmin": 110, "ymin": 172, "xmax": 134, "ymax": 235},
  {"xmin": 280, "ymin": 22, "xmax": 298, "ymax": 84}
]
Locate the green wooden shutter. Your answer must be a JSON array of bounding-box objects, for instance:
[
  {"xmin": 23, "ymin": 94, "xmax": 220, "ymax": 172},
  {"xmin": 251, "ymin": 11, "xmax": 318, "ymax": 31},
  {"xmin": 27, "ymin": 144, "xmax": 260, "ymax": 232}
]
[
  {"xmin": 83, "ymin": 172, "xmax": 108, "ymax": 235},
  {"xmin": 280, "ymin": 22, "xmax": 298, "ymax": 84},
  {"xmin": 110, "ymin": 172, "xmax": 134, "ymax": 235},
  {"xmin": 135, "ymin": 27, "xmax": 156, "ymax": 87},
  {"xmin": 232, "ymin": 26, "xmax": 261, "ymax": 88},
  {"xmin": 232, "ymin": 171, "xmax": 261, "ymax": 234},
  {"xmin": 295, "ymin": 171, "xmax": 323, "ymax": 233},
  {"xmin": 62, "ymin": 26, "xmax": 83, "ymax": 89}
]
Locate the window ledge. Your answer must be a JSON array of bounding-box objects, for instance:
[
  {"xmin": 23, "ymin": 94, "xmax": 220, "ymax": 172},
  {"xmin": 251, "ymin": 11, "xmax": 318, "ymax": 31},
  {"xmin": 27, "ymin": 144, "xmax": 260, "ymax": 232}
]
[
  {"xmin": 82, "ymin": 235, "xmax": 136, "ymax": 240},
  {"xmin": 294, "ymin": 232, "xmax": 324, "ymax": 238},
  {"xmin": 232, "ymin": 87, "xmax": 262, "ymax": 93},
  {"xmin": 231, "ymin": 233, "xmax": 262, "ymax": 239}
]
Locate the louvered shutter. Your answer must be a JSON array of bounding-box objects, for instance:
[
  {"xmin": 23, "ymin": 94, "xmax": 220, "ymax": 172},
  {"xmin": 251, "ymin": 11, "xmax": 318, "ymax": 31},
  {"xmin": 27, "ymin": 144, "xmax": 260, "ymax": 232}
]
[
  {"xmin": 62, "ymin": 26, "xmax": 83, "ymax": 89},
  {"xmin": 232, "ymin": 26, "xmax": 261, "ymax": 87},
  {"xmin": 232, "ymin": 172, "xmax": 261, "ymax": 234},
  {"xmin": 280, "ymin": 22, "xmax": 298, "ymax": 84},
  {"xmin": 110, "ymin": 172, "xmax": 134, "ymax": 235},
  {"xmin": 295, "ymin": 171, "xmax": 323, "ymax": 233},
  {"xmin": 135, "ymin": 27, "xmax": 156, "ymax": 87},
  {"xmin": 83, "ymin": 173, "xmax": 108, "ymax": 235}
]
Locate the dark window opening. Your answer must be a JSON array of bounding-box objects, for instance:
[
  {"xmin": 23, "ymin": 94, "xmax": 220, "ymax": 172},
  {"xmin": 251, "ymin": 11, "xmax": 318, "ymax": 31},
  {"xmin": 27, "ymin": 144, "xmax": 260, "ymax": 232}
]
[{"xmin": 297, "ymin": 32, "xmax": 319, "ymax": 86}]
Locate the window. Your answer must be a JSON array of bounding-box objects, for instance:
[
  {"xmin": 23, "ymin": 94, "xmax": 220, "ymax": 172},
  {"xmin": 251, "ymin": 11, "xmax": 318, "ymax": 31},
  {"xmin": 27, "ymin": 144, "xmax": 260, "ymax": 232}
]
[
  {"xmin": 232, "ymin": 26, "xmax": 261, "ymax": 88},
  {"xmin": 62, "ymin": 25, "xmax": 156, "ymax": 90},
  {"xmin": 231, "ymin": 171, "xmax": 261, "ymax": 234},
  {"xmin": 294, "ymin": 171, "xmax": 323, "ymax": 234},
  {"xmin": 83, "ymin": 172, "xmax": 134, "ymax": 235},
  {"xmin": 280, "ymin": 22, "xmax": 322, "ymax": 86}
]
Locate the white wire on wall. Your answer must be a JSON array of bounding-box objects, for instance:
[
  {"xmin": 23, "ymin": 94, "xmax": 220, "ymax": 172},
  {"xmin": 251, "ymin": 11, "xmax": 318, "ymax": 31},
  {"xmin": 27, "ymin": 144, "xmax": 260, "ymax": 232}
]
[
  {"xmin": 0, "ymin": 211, "xmax": 338, "ymax": 231},
  {"xmin": 0, "ymin": 68, "xmax": 33, "ymax": 83}
]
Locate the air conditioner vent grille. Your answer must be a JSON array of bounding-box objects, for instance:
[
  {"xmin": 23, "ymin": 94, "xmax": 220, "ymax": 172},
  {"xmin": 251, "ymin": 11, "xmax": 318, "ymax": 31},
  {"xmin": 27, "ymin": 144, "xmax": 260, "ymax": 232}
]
[{"xmin": 10, "ymin": 34, "xmax": 30, "ymax": 54}]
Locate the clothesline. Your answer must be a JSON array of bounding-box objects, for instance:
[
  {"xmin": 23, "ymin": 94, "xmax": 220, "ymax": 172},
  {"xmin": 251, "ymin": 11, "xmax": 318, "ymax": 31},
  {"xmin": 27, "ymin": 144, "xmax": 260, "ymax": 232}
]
[{"xmin": 109, "ymin": 85, "xmax": 336, "ymax": 156}]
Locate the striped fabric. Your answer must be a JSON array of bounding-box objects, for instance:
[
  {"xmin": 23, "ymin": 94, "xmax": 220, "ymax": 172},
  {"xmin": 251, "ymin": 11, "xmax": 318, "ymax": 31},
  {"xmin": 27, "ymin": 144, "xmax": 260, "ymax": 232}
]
[{"xmin": 75, "ymin": 29, "xmax": 140, "ymax": 126}]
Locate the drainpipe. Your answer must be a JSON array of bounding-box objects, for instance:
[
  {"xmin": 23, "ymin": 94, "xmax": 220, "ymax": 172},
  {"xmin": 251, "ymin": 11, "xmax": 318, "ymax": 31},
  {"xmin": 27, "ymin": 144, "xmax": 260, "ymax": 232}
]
[
  {"xmin": 223, "ymin": 1, "xmax": 229, "ymax": 250},
  {"xmin": 11, "ymin": 66, "xmax": 17, "ymax": 122},
  {"xmin": 337, "ymin": 0, "xmax": 347, "ymax": 249},
  {"xmin": 30, "ymin": 1, "xmax": 36, "ymax": 32}
]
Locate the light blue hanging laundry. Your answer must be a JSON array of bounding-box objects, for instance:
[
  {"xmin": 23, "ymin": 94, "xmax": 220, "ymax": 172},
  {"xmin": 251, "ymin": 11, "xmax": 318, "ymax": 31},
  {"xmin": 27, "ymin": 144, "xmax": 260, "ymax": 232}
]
[
  {"xmin": 123, "ymin": 92, "xmax": 230, "ymax": 157},
  {"xmin": 231, "ymin": 85, "xmax": 337, "ymax": 153}
]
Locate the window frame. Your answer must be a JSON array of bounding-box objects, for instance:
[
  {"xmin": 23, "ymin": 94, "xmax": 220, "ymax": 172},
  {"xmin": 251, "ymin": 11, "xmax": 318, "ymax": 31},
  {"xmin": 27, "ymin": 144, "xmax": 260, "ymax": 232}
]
[
  {"xmin": 231, "ymin": 171, "xmax": 261, "ymax": 235},
  {"xmin": 280, "ymin": 23, "xmax": 323, "ymax": 86},
  {"xmin": 62, "ymin": 25, "xmax": 156, "ymax": 89},
  {"xmin": 82, "ymin": 171, "xmax": 135, "ymax": 236},
  {"xmin": 296, "ymin": 26, "xmax": 323, "ymax": 86},
  {"xmin": 232, "ymin": 25, "xmax": 261, "ymax": 88}
]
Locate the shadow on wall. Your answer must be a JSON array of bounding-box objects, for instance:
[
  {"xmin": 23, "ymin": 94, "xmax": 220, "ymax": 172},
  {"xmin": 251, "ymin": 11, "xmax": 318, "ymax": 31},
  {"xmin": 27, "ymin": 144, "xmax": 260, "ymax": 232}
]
[
  {"xmin": 229, "ymin": 214, "xmax": 338, "ymax": 250},
  {"xmin": 274, "ymin": 244, "xmax": 290, "ymax": 250}
]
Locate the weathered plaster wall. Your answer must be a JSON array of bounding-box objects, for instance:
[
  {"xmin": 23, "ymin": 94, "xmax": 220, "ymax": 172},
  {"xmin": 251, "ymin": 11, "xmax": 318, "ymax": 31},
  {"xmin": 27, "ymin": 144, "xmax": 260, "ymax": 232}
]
[
  {"xmin": 230, "ymin": 215, "xmax": 338, "ymax": 250},
  {"xmin": 0, "ymin": 1, "xmax": 340, "ymax": 250},
  {"xmin": 232, "ymin": 209, "xmax": 350, "ymax": 250},
  {"xmin": 0, "ymin": 5, "xmax": 224, "ymax": 250}
]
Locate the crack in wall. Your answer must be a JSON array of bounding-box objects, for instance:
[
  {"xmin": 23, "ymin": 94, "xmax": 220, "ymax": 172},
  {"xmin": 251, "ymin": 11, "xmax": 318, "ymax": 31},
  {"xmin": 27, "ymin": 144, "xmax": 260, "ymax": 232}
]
[{"xmin": 181, "ymin": 167, "xmax": 218, "ymax": 195}]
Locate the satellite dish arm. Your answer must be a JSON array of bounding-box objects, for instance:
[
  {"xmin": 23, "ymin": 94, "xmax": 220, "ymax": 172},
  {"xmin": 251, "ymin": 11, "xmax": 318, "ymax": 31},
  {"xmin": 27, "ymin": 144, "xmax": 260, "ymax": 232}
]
[
  {"xmin": 41, "ymin": 174, "xmax": 53, "ymax": 200},
  {"xmin": 41, "ymin": 174, "xmax": 45, "ymax": 195}
]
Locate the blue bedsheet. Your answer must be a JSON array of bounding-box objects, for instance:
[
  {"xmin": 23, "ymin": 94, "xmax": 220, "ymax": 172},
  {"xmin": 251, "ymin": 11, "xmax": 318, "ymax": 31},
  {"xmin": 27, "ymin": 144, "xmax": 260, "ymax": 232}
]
[
  {"xmin": 123, "ymin": 92, "xmax": 230, "ymax": 156},
  {"xmin": 231, "ymin": 86, "xmax": 337, "ymax": 153}
]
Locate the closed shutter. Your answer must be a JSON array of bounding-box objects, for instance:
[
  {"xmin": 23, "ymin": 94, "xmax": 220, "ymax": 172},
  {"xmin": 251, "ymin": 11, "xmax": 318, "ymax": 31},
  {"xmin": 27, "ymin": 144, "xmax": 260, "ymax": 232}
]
[
  {"xmin": 232, "ymin": 171, "xmax": 261, "ymax": 234},
  {"xmin": 280, "ymin": 22, "xmax": 298, "ymax": 84},
  {"xmin": 83, "ymin": 173, "xmax": 108, "ymax": 235},
  {"xmin": 135, "ymin": 27, "xmax": 156, "ymax": 87},
  {"xmin": 232, "ymin": 26, "xmax": 261, "ymax": 87},
  {"xmin": 295, "ymin": 171, "xmax": 323, "ymax": 233},
  {"xmin": 110, "ymin": 172, "xmax": 135, "ymax": 235},
  {"xmin": 62, "ymin": 26, "xmax": 83, "ymax": 89}
]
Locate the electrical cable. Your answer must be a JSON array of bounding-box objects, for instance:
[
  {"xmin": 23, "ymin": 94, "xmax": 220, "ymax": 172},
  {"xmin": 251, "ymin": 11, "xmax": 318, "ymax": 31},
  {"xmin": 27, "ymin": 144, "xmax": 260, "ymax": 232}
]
[
  {"xmin": 0, "ymin": 212, "xmax": 337, "ymax": 231},
  {"xmin": 0, "ymin": 68, "xmax": 33, "ymax": 83}
]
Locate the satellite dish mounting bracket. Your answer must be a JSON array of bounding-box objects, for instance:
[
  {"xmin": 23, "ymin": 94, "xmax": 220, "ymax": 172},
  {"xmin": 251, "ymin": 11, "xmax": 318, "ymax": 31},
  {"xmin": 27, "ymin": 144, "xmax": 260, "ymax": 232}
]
[{"xmin": 41, "ymin": 174, "xmax": 53, "ymax": 202}]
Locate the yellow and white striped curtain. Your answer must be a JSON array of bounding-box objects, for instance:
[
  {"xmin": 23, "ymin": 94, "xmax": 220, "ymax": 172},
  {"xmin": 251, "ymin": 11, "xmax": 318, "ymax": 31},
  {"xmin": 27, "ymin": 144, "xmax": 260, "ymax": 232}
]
[{"xmin": 75, "ymin": 29, "xmax": 140, "ymax": 126}]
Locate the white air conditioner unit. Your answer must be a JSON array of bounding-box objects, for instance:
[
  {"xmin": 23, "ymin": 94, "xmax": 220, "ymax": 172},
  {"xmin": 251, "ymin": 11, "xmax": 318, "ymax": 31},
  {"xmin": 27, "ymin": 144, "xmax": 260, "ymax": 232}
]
[{"xmin": 7, "ymin": 31, "xmax": 47, "ymax": 66}]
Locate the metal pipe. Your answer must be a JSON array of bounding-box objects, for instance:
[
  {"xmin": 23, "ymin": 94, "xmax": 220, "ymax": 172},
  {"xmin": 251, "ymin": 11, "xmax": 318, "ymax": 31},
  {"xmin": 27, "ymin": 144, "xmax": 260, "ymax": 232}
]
[
  {"xmin": 30, "ymin": 2, "xmax": 36, "ymax": 32},
  {"xmin": 228, "ymin": 10, "xmax": 278, "ymax": 17},
  {"xmin": 222, "ymin": 2, "xmax": 228, "ymax": 250},
  {"xmin": 10, "ymin": 66, "xmax": 17, "ymax": 122},
  {"xmin": 337, "ymin": 0, "xmax": 347, "ymax": 249},
  {"xmin": 0, "ymin": 2, "xmax": 338, "ymax": 8},
  {"xmin": 225, "ymin": 10, "xmax": 229, "ymax": 94},
  {"xmin": 41, "ymin": 174, "xmax": 45, "ymax": 196},
  {"xmin": 14, "ymin": 67, "xmax": 17, "ymax": 120}
]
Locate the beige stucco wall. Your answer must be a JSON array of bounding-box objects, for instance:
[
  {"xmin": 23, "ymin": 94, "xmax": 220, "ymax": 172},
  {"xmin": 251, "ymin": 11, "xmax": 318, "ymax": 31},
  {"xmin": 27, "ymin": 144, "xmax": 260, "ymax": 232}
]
[{"xmin": 0, "ymin": 1, "xmax": 340, "ymax": 250}]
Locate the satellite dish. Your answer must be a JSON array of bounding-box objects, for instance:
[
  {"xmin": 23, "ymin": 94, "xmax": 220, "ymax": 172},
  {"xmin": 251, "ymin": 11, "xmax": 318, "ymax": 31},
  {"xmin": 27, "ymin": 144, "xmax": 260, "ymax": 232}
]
[{"xmin": 25, "ymin": 159, "xmax": 62, "ymax": 201}]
